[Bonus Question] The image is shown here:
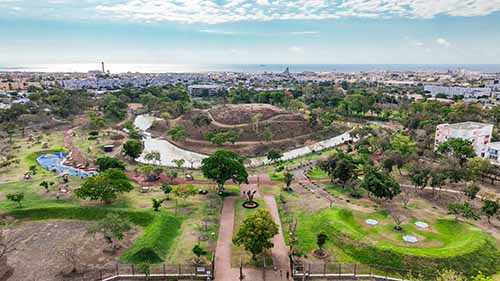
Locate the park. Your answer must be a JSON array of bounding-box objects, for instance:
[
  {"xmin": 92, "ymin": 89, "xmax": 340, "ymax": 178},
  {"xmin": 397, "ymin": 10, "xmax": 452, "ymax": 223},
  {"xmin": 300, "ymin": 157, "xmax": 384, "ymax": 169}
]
[{"xmin": 1, "ymin": 84, "xmax": 500, "ymax": 281}]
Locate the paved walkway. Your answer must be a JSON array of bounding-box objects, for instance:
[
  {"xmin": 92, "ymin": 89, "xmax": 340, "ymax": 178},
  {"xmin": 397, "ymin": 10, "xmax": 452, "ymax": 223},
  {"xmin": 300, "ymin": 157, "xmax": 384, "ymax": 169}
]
[
  {"xmin": 263, "ymin": 195, "xmax": 291, "ymax": 280},
  {"xmin": 214, "ymin": 197, "xmax": 239, "ymax": 281}
]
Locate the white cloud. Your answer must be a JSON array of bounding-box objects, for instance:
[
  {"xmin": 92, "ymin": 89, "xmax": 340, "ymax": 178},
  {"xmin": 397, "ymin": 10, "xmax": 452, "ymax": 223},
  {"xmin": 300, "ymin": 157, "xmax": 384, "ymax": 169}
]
[
  {"xmin": 256, "ymin": 0, "xmax": 270, "ymax": 5},
  {"xmin": 199, "ymin": 29, "xmax": 238, "ymax": 35},
  {"xmin": 290, "ymin": 31, "xmax": 319, "ymax": 35},
  {"xmin": 436, "ymin": 38, "xmax": 451, "ymax": 47},
  {"xmin": 289, "ymin": 46, "xmax": 304, "ymax": 53},
  {"xmin": 4, "ymin": 0, "xmax": 500, "ymax": 24}
]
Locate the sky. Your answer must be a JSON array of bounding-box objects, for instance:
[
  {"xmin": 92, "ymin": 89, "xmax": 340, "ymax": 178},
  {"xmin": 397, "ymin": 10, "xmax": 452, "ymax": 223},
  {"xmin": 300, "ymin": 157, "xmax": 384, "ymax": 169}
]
[{"xmin": 1, "ymin": 0, "xmax": 500, "ymax": 66}]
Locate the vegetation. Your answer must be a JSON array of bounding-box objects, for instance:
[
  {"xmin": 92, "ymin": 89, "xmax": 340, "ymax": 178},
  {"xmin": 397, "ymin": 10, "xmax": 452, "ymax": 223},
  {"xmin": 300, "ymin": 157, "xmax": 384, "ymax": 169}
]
[
  {"xmin": 201, "ymin": 150, "xmax": 248, "ymax": 192},
  {"xmin": 74, "ymin": 169, "xmax": 134, "ymax": 203},
  {"xmin": 233, "ymin": 209, "xmax": 278, "ymax": 260}
]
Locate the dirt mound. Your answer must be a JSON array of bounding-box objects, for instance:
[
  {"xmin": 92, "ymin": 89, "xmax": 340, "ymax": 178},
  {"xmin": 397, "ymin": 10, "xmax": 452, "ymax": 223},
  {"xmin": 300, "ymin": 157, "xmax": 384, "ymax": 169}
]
[
  {"xmin": 167, "ymin": 104, "xmax": 349, "ymax": 157},
  {"xmin": 208, "ymin": 104, "xmax": 286, "ymax": 125}
]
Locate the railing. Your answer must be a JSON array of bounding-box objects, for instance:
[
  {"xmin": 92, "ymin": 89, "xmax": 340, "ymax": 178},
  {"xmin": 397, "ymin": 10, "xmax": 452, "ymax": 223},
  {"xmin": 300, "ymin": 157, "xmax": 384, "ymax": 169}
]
[
  {"xmin": 291, "ymin": 261, "xmax": 435, "ymax": 281},
  {"xmin": 94, "ymin": 263, "xmax": 214, "ymax": 281}
]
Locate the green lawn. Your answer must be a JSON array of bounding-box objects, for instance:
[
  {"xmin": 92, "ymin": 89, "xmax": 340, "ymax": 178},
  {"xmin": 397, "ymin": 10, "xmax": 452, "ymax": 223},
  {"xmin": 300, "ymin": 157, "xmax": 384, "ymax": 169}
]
[
  {"xmin": 232, "ymin": 198, "xmax": 273, "ymax": 267},
  {"xmin": 284, "ymin": 206, "xmax": 500, "ymax": 277},
  {"xmin": 307, "ymin": 167, "xmax": 329, "ymax": 180}
]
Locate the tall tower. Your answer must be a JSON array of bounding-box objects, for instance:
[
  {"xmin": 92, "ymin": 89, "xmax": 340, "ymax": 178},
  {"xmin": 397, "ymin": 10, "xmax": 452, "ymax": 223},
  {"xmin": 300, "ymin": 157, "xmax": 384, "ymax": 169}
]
[{"xmin": 101, "ymin": 61, "xmax": 105, "ymax": 73}]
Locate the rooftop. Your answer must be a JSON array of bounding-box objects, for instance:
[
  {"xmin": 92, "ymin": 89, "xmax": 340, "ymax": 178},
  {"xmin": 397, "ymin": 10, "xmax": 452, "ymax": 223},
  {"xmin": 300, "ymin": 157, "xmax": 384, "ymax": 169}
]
[
  {"xmin": 441, "ymin": 121, "xmax": 493, "ymax": 130},
  {"xmin": 489, "ymin": 142, "xmax": 500, "ymax": 150}
]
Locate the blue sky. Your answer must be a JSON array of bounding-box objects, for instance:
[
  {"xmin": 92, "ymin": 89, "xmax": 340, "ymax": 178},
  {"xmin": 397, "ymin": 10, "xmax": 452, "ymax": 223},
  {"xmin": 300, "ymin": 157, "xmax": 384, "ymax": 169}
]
[{"xmin": 1, "ymin": 0, "xmax": 500, "ymax": 66}]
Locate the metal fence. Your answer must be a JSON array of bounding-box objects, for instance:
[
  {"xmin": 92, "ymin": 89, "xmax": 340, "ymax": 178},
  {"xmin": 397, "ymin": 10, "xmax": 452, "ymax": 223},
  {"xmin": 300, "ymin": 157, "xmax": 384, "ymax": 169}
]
[
  {"xmin": 99, "ymin": 263, "xmax": 214, "ymax": 281},
  {"xmin": 291, "ymin": 259, "xmax": 435, "ymax": 281}
]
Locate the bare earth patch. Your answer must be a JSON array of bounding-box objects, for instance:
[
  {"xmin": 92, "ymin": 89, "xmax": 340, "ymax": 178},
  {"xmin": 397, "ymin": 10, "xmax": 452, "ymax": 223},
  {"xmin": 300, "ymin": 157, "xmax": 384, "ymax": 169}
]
[{"xmin": 4, "ymin": 220, "xmax": 139, "ymax": 281}]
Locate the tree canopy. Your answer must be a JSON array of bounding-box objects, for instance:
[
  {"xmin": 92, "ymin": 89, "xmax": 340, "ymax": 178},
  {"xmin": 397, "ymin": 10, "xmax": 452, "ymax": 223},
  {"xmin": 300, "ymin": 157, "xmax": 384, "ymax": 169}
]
[
  {"xmin": 233, "ymin": 209, "xmax": 278, "ymax": 260},
  {"xmin": 201, "ymin": 150, "xmax": 248, "ymax": 191},
  {"xmin": 75, "ymin": 169, "xmax": 133, "ymax": 203}
]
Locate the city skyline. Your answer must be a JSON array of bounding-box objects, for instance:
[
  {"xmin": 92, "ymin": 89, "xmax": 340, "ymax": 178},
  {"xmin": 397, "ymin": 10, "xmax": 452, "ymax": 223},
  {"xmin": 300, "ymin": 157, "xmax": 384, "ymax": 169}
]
[{"xmin": 1, "ymin": 0, "xmax": 500, "ymax": 66}]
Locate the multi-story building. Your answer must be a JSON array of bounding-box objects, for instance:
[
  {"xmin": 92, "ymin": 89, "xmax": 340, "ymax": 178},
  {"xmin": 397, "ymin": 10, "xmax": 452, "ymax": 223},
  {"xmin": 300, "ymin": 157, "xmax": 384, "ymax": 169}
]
[
  {"xmin": 424, "ymin": 85, "xmax": 492, "ymax": 98},
  {"xmin": 435, "ymin": 122, "xmax": 494, "ymax": 157},
  {"xmin": 487, "ymin": 142, "xmax": 500, "ymax": 165}
]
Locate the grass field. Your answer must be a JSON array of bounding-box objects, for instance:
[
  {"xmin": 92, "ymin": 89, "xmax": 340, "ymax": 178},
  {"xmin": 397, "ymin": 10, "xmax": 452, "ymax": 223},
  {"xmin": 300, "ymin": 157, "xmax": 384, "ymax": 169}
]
[{"xmin": 282, "ymin": 206, "xmax": 500, "ymax": 277}]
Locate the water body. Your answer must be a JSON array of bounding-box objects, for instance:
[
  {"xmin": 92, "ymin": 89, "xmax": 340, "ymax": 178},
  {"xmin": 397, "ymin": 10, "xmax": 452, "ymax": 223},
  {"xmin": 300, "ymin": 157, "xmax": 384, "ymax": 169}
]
[
  {"xmin": 134, "ymin": 115, "xmax": 352, "ymax": 168},
  {"xmin": 2, "ymin": 64, "xmax": 500, "ymax": 73}
]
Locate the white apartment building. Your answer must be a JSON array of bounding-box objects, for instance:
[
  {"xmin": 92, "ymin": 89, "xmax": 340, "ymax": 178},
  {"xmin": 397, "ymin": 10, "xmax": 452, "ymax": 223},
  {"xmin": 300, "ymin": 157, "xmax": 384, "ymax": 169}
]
[
  {"xmin": 435, "ymin": 122, "xmax": 493, "ymax": 157},
  {"xmin": 487, "ymin": 142, "xmax": 500, "ymax": 165},
  {"xmin": 424, "ymin": 85, "xmax": 492, "ymax": 99}
]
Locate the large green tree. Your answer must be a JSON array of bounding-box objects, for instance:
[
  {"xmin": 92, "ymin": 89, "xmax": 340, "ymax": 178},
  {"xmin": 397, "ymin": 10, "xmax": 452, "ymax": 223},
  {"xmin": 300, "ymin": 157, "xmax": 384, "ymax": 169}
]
[
  {"xmin": 75, "ymin": 169, "xmax": 133, "ymax": 203},
  {"xmin": 360, "ymin": 166, "xmax": 401, "ymax": 200},
  {"xmin": 437, "ymin": 138, "xmax": 476, "ymax": 165},
  {"xmin": 201, "ymin": 150, "xmax": 248, "ymax": 192},
  {"xmin": 390, "ymin": 134, "xmax": 417, "ymax": 158},
  {"xmin": 233, "ymin": 209, "xmax": 278, "ymax": 260},
  {"xmin": 95, "ymin": 157, "xmax": 126, "ymax": 171},
  {"xmin": 123, "ymin": 140, "xmax": 143, "ymax": 160}
]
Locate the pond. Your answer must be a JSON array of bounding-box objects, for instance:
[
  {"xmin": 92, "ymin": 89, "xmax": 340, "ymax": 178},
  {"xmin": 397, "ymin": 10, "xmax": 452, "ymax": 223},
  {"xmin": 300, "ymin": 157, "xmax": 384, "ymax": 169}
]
[{"xmin": 36, "ymin": 152, "xmax": 97, "ymax": 177}]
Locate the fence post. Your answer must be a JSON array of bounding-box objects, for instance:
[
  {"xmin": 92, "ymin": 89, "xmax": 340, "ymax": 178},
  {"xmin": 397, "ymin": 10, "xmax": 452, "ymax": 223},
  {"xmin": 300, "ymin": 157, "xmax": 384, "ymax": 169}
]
[
  {"xmin": 354, "ymin": 264, "xmax": 357, "ymax": 276},
  {"xmin": 100, "ymin": 270, "xmax": 103, "ymax": 280},
  {"xmin": 178, "ymin": 264, "xmax": 181, "ymax": 275},
  {"xmin": 263, "ymin": 257, "xmax": 266, "ymax": 281},
  {"xmin": 131, "ymin": 264, "xmax": 135, "ymax": 276},
  {"xmin": 323, "ymin": 262, "xmax": 326, "ymax": 276},
  {"xmin": 308, "ymin": 263, "xmax": 311, "ymax": 275},
  {"xmin": 338, "ymin": 263, "xmax": 341, "ymax": 277},
  {"xmin": 115, "ymin": 263, "xmax": 119, "ymax": 276},
  {"xmin": 163, "ymin": 264, "xmax": 166, "ymax": 275}
]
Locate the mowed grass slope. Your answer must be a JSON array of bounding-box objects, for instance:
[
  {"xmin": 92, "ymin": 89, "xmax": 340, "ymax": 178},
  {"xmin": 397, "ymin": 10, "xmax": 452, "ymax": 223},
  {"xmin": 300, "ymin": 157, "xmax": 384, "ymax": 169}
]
[{"xmin": 287, "ymin": 207, "xmax": 500, "ymax": 276}]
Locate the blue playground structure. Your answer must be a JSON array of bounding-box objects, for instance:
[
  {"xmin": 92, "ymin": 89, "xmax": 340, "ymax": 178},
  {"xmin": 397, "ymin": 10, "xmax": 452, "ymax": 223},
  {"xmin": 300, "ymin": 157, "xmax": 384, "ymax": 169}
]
[{"xmin": 36, "ymin": 152, "xmax": 96, "ymax": 177}]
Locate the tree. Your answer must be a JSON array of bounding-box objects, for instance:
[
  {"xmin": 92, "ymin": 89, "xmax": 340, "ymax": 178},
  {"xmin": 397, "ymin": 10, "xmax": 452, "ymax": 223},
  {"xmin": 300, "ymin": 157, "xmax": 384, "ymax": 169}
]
[
  {"xmin": 333, "ymin": 157, "xmax": 356, "ymax": 188},
  {"xmin": 58, "ymin": 243, "xmax": 80, "ymax": 273},
  {"xmin": 160, "ymin": 184, "xmax": 173, "ymax": 200},
  {"xmin": 430, "ymin": 169, "xmax": 447, "ymax": 195},
  {"xmin": 29, "ymin": 165, "xmax": 37, "ymax": 176},
  {"xmin": 173, "ymin": 184, "xmax": 197, "ymax": 201},
  {"xmin": 233, "ymin": 209, "xmax": 278, "ymax": 260},
  {"xmin": 144, "ymin": 151, "xmax": 161, "ymax": 166},
  {"xmin": 192, "ymin": 245, "xmax": 207, "ymax": 264},
  {"xmin": 139, "ymin": 165, "xmax": 163, "ymax": 182},
  {"xmin": 319, "ymin": 152, "xmax": 354, "ymax": 185},
  {"xmin": 390, "ymin": 134, "xmax": 417, "ymax": 158},
  {"xmin": 437, "ymin": 138, "xmax": 476, "ymax": 165},
  {"xmin": 40, "ymin": 181, "xmax": 50, "ymax": 192},
  {"xmin": 467, "ymin": 157, "xmax": 492, "ymax": 182},
  {"xmin": 101, "ymin": 93, "xmax": 127, "ymax": 121},
  {"xmin": 283, "ymin": 171, "xmax": 294, "ymax": 191},
  {"xmin": 96, "ymin": 157, "xmax": 126, "ymax": 171},
  {"xmin": 172, "ymin": 159, "xmax": 185, "ymax": 171},
  {"xmin": 266, "ymin": 149, "xmax": 283, "ymax": 164},
  {"xmin": 0, "ymin": 218, "xmax": 21, "ymax": 273},
  {"xmin": 382, "ymin": 150, "xmax": 406, "ymax": 175},
  {"xmin": 6, "ymin": 192, "xmax": 24, "ymax": 207},
  {"xmin": 123, "ymin": 140, "xmax": 143, "ymax": 160},
  {"xmin": 168, "ymin": 126, "xmax": 189, "ymax": 141},
  {"xmin": 201, "ymin": 150, "xmax": 248, "ymax": 192},
  {"xmin": 481, "ymin": 198, "xmax": 500, "ymax": 224},
  {"xmin": 464, "ymin": 184, "xmax": 480, "ymax": 201},
  {"xmin": 263, "ymin": 127, "xmax": 273, "ymax": 142},
  {"xmin": 316, "ymin": 233, "xmax": 328, "ymax": 251},
  {"xmin": 87, "ymin": 213, "xmax": 132, "ymax": 251},
  {"xmin": 407, "ymin": 162, "xmax": 432, "ymax": 191},
  {"xmin": 152, "ymin": 198, "xmax": 162, "ymax": 212},
  {"xmin": 448, "ymin": 202, "xmax": 480, "ymax": 221},
  {"xmin": 360, "ymin": 166, "xmax": 400, "ymax": 200},
  {"xmin": 75, "ymin": 169, "xmax": 134, "ymax": 203}
]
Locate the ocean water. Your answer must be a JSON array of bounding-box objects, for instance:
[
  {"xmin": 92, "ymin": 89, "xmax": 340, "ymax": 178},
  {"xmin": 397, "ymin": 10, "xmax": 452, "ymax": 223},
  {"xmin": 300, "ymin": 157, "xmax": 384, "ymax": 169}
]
[{"xmin": 1, "ymin": 63, "xmax": 500, "ymax": 74}]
